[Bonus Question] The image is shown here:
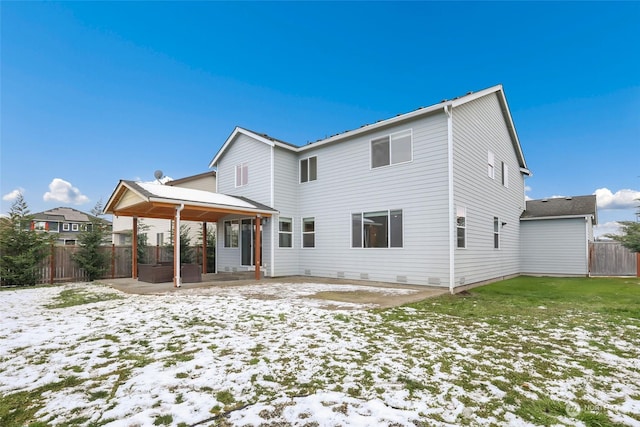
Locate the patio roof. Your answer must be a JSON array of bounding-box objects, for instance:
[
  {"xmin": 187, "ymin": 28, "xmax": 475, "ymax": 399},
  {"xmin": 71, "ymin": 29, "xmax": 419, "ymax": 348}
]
[{"xmin": 104, "ymin": 180, "xmax": 276, "ymax": 222}]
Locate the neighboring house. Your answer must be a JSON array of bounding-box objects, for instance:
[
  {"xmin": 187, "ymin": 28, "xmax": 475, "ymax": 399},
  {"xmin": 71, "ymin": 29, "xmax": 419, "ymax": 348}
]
[
  {"xmin": 520, "ymin": 195, "xmax": 597, "ymax": 276},
  {"xmin": 31, "ymin": 207, "xmax": 112, "ymax": 245},
  {"xmin": 210, "ymin": 85, "xmax": 531, "ymax": 290},
  {"xmin": 111, "ymin": 171, "xmax": 216, "ymax": 246}
]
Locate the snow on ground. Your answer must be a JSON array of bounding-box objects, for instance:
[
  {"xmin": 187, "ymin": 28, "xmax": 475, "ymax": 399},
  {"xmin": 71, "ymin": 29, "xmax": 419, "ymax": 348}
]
[{"xmin": 1, "ymin": 282, "xmax": 639, "ymax": 426}]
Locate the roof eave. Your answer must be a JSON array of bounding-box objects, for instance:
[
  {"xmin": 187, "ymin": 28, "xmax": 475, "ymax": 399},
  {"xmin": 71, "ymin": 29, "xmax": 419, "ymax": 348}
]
[{"xmin": 147, "ymin": 196, "xmax": 276, "ymax": 216}]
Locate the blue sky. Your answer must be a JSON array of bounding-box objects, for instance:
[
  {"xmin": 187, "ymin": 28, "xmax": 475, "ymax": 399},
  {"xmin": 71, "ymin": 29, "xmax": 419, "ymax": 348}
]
[{"xmin": 1, "ymin": 1, "xmax": 638, "ymax": 236}]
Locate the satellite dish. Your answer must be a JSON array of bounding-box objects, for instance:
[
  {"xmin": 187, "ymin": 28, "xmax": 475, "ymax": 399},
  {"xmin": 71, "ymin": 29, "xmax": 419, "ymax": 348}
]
[{"xmin": 154, "ymin": 170, "xmax": 164, "ymax": 181}]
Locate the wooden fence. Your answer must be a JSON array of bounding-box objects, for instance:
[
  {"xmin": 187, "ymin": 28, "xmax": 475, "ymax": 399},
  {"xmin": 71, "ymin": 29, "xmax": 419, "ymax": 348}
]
[
  {"xmin": 590, "ymin": 241, "xmax": 639, "ymax": 277},
  {"xmin": 36, "ymin": 245, "xmax": 214, "ymax": 284}
]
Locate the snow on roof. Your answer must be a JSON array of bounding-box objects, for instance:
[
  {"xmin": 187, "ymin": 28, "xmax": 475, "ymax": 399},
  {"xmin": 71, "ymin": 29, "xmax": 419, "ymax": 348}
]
[{"xmin": 136, "ymin": 182, "xmax": 258, "ymax": 210}]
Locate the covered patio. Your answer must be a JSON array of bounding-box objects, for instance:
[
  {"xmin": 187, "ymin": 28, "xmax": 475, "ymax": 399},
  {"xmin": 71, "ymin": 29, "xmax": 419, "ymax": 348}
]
[{"xmin": 104, "ymin": 180, "xmax": 276, "ymax": 286}]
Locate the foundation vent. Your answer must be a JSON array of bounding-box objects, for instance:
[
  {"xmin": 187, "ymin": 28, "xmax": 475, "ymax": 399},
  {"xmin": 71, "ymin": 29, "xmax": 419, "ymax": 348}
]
[
  {"xmin": 337, "ymin": 272, "xmax": 345, "ymax": 278},
  {"xmin": 428, "ymin": 277, "xmax": 441, "ymax": 285},
  {"xmin": 232, "ymin": 267, "xmax": 237, "ymax": 273},
  {"xmin": 458, "ymin": 277, "xmax": 466, "ymax": 285},
  {"xmin": 304, "ymin": 269, "xmax": 311, "ymax": 276},
  {"xmin": 396, "ymin": 275, "xmax": 408, "ymax": 283},
  {"xmin": 360, "ymin": 273, "xmax": 369, "ymax": 280},
  {"xmin": 224, "ymin": 266, "xmax": 230, "ymax": 272}
]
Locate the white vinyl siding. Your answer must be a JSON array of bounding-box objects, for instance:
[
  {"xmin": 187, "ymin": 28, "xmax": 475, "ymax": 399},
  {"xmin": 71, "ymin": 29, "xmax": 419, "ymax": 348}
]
[
  {"xmin": 371, "ymin": 129, "xmax": 412, "ymax": 168},
  {"xmin": 521, "ymin": 218, "xmax": 589, "ymax": 275},
  {"xmin": 452, "ymin": 92, "xmax": 524, "ymax": 286}
]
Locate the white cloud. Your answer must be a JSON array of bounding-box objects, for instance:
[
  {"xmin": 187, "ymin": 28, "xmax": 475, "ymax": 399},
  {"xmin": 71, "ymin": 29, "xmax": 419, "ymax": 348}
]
[
  {"xmin": 594, "ymin": 188, "xmax": 640, "ymax": 210},
  {"xmin": 593, "ymin": 221, "xmax": 623, "ymax": 239},
  {"xmin": 2, "ymin": 188, "xmax": 24, "ymax": 201},
  {"xmin": 43, "ymin": 178, "xmax": 90, "ymax": 205}
]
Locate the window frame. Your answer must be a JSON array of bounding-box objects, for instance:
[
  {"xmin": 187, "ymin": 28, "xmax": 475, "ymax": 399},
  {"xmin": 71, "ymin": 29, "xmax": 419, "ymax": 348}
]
[
  {"xmin": 235, "ymin": 163, "xmax": 248, "ymax": 187},
  {"xmin": 156, "ymin": 232, "xmax": 164, "ymax": 246},
  {"xmin": 301, "ymin": 217, "xmax": 315, "ymax": 248},
  {"xmin": 224, "ymin": 220, "xmax": 239, "ymax": 248},
  {"xmin": 71, "ymin": 223, "xmax": 79, "ymax": 232},
  {"xmin": 351, "ymin": 209, "xmax": 404, "ymax": 249},
  {"xmin": 456, "ymin": 206, "xmax": 467, "ymax": 249},
  {"xmin": 370, "ymin": 129, "xmax": 413, "ymax": 169},
  {"xmin": 300, "ymin": 156, "xmax": 318, "ymax": 183},
  {"xmin": 488, "ymin": 151, "xmax": 495, "ymax": 179},
  {"xmin": 502, "ymin": 161, "xmax": 509, "ymax": 187},
  {"xmin": 62, "ymin": 223, "xmax": 70, "ymax": 231},
  {"xmin": 493, "ymin": 216, "xmax": 500, "ymax": 249},
  {"xmin": 278, "ymin": 217, "xmax": 293, "ymax": 248}
]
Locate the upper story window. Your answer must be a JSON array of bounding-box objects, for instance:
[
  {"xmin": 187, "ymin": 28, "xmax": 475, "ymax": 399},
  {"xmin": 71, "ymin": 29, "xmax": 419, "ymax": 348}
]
[
  {"xmin": 279, "ymin": 217, "xmax": 293, "ymax": 248},
  {"xmin": 235, "ymin": 163, "xmax": 248, "ymax": 187},
  {"xmin": 224, "ymin": 220, "xmax": 239, "ymax": 247},
  {"xmin": 456, "ymin": 207, "xmax": 467, "ymax": 249},
  {"xmin": 371, "ymin": 130, "xmax": 412, "ymax": 168},
  {"xmin": 71, "ymin": 223, "xmax": 79, "ymax": 232},
  {"xmin": 488, "ymin": 151, "xmax": 495, "ymax": 179},
  {"xmin": 300, "ymin": 156, "xmax": 317, "ymax": 183},
  {"xmin": 34, "ymin": 221, "xmax": 59, "ymax": 232},
  {"xmin": 501, "ymin": 161, "xmax": 509, "ymax": 187},
  {"xmin": 352, "ymin": 209, "xmax": 403, "ymax": 248}
]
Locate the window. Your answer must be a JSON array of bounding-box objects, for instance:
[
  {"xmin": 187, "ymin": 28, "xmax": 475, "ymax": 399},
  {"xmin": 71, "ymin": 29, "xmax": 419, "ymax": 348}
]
[
  {"xmin": 224, "ymin": 220, "xmax": 239, "ymax": 247},
  {"xmin": 371, "ymin": 130, "xmax": 412, "ymax": 168},
  {"xmin": 235, "ymin": 163, "xmax": 248, "ymax": 187},
  {"xmin": 456, "ymin": 207, "xmax": 466, "ymax": 249},
  {"xmin": 488, "ymin": 151, "xmax": 495, "ymax": 179},
  {"xmin": 502, "ymin": 162, "xmax": 509, "ymax": 187},
  {"xmin": 352, "ymin": 209, "xmax": 403, "ymax": 248},
  {"xmin": 63, "ymin": 223, "xmax": 70, "ymax": 231},
  {"xmin": 279, "ymin": 217, "xmax": 293, "ymax": 248},
  {"xmin": 157, "ymin": 233, "xmax": 164, "ymax": 246},
  {"xmin": 493, "ymin": 217, "xmax": 500, "ymax": 249},
  {"xmin": 71, "ymin": 223, "xmax": 79, "ymax": 231},
  {"xmin": 302, "ymin": 217, "xmax": 315, "ymax": 248},
  {"xmin": 300, "ymin": 156, "xmax": 317, "ymax": 183}
]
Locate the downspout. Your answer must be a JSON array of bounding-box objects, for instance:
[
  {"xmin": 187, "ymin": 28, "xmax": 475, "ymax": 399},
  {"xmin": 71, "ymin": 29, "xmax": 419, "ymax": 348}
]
[
  {"xmin": 174, "ymin": 203, "xmax": 184, "ymax": 288},
  {"xmin": 445, "ymin": 104, "xmax": 455, "ymax": 294},
  {"xmin": 270, "ymin": 145, "xmax": 275, "ymax": 278}
]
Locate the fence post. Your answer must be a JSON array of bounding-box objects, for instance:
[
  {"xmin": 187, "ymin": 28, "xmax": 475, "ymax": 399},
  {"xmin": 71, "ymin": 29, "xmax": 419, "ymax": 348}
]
[
  {"xmin": 50, "ymin": 244, "xmax": 55, "ymax": 285},
  {"xmin": 156, "ymin": 244, "xmax": 160, "ymax": 264}
]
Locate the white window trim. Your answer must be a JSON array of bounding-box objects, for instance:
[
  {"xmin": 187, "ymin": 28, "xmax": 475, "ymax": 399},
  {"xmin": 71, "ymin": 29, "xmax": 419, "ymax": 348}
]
[
  {"xmin": 502, "ymin": 162, "xmax": 509, "ymax": 188},
  {"xmin": 224, "ymin": 220, "xmax": 239, "ymax": 248},
  {"xmin": 456, "ymin": 206, "xmax": 467, "ymax": 249},
  {"xmin": 299, "ymin": 156, "xmax": 318, "ymax": 183},
  {"xmin": 71, "ymin": 223, "xmax": 79, "ymax": 231},
  {"xmin": 488, "ymin": 151, "xmax": 495, "ymax": 179},
  {"xmin": 62, "ymin": 223, "xmax": 70, "ymax": 231},
  {"xmin": 370, "ymin": 129, "xmax": 413, "ymax": 170},
  {"xmin": 493, "ymin": 216, "xmax": 501, "ymax": 249},
  {"xmin": 301, "ymin": 217, "xmax": 315, "ymax": 249},
  {"xmin": 235, "ymin": 163, "xmax": 248, "ymax": 187},
  {"xmin": 278, "ymin": 217, "xmax": 294, "ymax": 249},
  {"xmin": 350, "ymin": 209, "xmax": 404, "ymax": 249}
]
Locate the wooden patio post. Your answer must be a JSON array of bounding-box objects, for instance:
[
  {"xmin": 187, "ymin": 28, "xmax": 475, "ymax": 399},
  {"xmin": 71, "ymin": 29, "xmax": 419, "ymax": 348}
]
[
  {"xmin": 255, "ymin": 216, "xmax": 261, "ymax": 280},
  {"xmin": 202, "ymin": 222, "xmax": 207, "ymax": 274},
  {"xmin": 132, "ymin": 217, "xmax": 138, "ymax": 279}
]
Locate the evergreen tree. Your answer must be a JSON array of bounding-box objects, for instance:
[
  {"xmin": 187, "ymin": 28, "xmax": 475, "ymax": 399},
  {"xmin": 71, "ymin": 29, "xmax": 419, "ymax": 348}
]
[
  {"xmin": 136, "ymin": 219, "xmax": 150, "ymax": 264},
  {"xmin": 0, "ymin": 193, "xmax": 50, "ymax": 286},
  {"xmin": 606, "ymin": 198, "xmax": 640, "ymax": 252},
  {"xmin": 167, "ymin": 224, "xmax": 194, "ymax": 264},
  {"xmin": 72, "ymin": 201, "xmax": 110, "ymax": 281}
]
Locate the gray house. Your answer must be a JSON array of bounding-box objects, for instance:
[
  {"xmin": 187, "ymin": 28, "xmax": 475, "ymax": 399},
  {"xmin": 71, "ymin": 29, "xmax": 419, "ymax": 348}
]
[
  {"xmin": 210, "ymin": 85, "xmax": 531, "ymax": 291},
  {"xmin": 520, "ymin": 196, "xmax": 597, "ymax": 276}
]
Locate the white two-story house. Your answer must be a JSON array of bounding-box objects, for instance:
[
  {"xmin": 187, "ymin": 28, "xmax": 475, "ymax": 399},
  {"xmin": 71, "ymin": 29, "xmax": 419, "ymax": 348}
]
[{"xmin": 209, "ymin": 85, "xmax": 530, "ymax": 290}]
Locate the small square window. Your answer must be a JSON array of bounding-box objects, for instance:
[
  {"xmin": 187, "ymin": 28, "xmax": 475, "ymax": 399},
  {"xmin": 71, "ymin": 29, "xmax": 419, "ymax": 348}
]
[
  {"xmin": 371, "ymin": 130, "xmax": 412, "ymax": 168},
  {"xmin": 63, "ymin": 223, "xmax": 70, "ymax": 231},
  {"xmin": 300, "ymin": 156, "xmax": 317, "ymax": 183},
  {"xmin": 71, "ymin": 223, "xmax": 79, "ymax": 232}
]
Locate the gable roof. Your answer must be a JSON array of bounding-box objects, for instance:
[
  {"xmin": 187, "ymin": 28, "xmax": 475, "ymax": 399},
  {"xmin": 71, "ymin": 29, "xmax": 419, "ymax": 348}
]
[
  {"xmin": 32, "ymin": 207, "xmax": 107, "ymax": 223},
  {"xmin": 104, "ymin": 180, "xmax": 276, "ymax": 223},
  {"xmin": 208, "ymin": 84, "xmax": 528, "ymax": 172},
  {"xmin": 167, "ymin": 170, "xmax": 217, "ymax": 187},
  {"xmin": 521, "ymin": 195, "xmax": 598, "ymax": 224}
]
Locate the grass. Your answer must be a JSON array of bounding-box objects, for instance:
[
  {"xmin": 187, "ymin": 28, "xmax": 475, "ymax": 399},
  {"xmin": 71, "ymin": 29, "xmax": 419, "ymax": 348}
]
[{"xmin": 1, "ymin": 276, "xmax": 639, "ymax": 426}]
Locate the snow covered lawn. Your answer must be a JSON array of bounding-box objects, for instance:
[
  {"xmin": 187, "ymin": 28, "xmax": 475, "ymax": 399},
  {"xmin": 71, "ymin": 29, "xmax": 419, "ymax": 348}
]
[{"xmin": 1, "ymin": 280, "xmax": 639, "ymax": 426}]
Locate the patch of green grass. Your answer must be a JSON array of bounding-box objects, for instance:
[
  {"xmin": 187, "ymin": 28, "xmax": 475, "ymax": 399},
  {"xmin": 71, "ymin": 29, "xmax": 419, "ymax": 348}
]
[
  {"xmin": 153, "ymin": 414, "xmax": 173, "ymax": 425},
  {"xmin": 215, "ymin": 390, "xmax": 235, "ymax": 405},
  {"xmin": 45, "ymin": 287, "xmax": 123, "ymax": 309}
]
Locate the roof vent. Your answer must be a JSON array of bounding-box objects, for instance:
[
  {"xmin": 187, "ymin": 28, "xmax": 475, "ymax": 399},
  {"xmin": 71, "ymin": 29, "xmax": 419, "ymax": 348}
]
[
  {"xmin": 565, "ymin": 196, "xmax": 573, "ymax": 200},
  {"xmin": 541, "ymin": 198, "xmax": 548, "ymax": 202}
]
